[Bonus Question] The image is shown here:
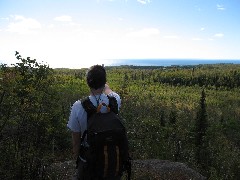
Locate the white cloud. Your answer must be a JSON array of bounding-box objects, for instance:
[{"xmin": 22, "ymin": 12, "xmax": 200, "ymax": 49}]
[
  {"xmin": 54, "ymin": 15, "xmax": 72, "ymax": 22},
  {"xmin": 217, "ymin": 4, "xmax": 225, "ymax": 10},
  {"xmin": 0, "ymin": 17, "xmax": 9, "ymax": 21},
  {"xmin": 126, "ymin": 28, "xmax": 160, "ymax": 38},
  {"xmin": 7, "ymin": 15, "xmax": 42, "ymax": 34},
  {"xmin": 48, "ymin": 24, "xmax": 55, "ymax": 29},
  {"xmin": 200, "ymin": 27, "xmax": 205, "ymax": 31},
  {"xmin": 214, "ymin": 33, "xmax": 224, "ymax": 38},
  {"xmin": 137, "ymin": 0, "xmax": 151, "ymax": 5},
  {"xmin": 164, "ymin": 35, "xmax": 180, "ymax": 39},
  {"xmin": 192, "ymin": 37, "xmax": 203, "ymax": 41},
  {"xmin": 14, "ymin": 15, "xmax": 24, "ymax": 21},
  {"xmin": 118, "ymin": 17, "xmax": 124, "ymax": 21},
  {"xmin": 68, "ymin": 22, "xmax": 82, "ymax": 28}
]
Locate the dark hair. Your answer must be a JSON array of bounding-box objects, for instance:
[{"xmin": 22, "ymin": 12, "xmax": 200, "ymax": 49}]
[{"xmin": 86, "ymin": 65, "xmax": 106, "ymax": 90}]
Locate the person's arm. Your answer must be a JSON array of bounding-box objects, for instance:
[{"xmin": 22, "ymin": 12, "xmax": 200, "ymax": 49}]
[
  {"xmin": 72, "ymin": 132, "xmax": 81, "ymax": 159},
  {"xmin": 67, "ymin": 101, "xmax": 83, "ymax": 159}
]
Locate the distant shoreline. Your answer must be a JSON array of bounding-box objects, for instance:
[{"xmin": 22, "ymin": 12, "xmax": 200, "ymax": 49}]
[{"xmin": 107, "ymin": 59, "xmax": 240, "ymax": 67}]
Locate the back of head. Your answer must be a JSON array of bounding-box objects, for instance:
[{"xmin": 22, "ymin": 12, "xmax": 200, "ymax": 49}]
[{"xmin": 87, "ymin": 65, "xmax": 106, "ymax": 90}]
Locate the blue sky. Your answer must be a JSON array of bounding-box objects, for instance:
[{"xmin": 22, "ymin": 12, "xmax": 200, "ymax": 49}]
[{"xmin": 0, "ymin": 0, "xmax": 240, "ymax": 68}]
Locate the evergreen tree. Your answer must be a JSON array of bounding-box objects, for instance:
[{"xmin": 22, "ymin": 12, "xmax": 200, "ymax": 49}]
[
  {"xmin": 160, "ymin": 109, "xmax": 165, "ymax": 127},
  {"xmin": 194, "ymin": 89, "xmax": 210, "ymax": 172},
  {"xmin": 169, "ymin": 110, "xmax": 177, "ymax": 125}
]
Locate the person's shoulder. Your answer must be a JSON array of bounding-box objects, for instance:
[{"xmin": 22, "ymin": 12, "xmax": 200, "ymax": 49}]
[
  {"xmin": 71, "ymin": 100, "xmax": 82, "ymax": 110},
  {"xmin": 73, "ymin": 100, "xmax": 81, "ymax": 106},
  {"xmin": 82, "ymin": 96, "xmax": 94, "ymax": 108}
]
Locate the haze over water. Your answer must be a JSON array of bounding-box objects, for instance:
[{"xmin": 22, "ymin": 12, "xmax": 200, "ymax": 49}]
[{"xmin": 107, "ymin": 59, "xmax": 240, "ymax": 67}]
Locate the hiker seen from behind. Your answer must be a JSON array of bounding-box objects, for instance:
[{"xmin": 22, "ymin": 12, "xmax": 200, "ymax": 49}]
[{"xmin": 67, "ymin": 65, "xmax": 131, "ymax": 180}]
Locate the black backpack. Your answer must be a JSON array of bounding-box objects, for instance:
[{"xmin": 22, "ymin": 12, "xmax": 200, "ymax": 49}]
[{"xmin": 77, "ymin": 95, "xmax": 131, "ymax": 180}]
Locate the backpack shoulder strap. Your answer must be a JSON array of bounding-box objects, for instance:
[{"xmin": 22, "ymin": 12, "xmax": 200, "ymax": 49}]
[
  {"xmin": 80, "ymin": 97, "xmax": 95, "ymax": 143},
  {"xmin": 107, "ymin": 95, "xmax": 118, "ymax": 114},
  {"xmin": 81, "ymin": 97, "xmax": 96, "ymax": 119}
]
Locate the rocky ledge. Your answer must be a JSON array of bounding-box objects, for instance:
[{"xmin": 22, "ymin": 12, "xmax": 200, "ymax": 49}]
[{"xmin": 46, "ymin": 159, "xmax": 206, "ymax": 180}]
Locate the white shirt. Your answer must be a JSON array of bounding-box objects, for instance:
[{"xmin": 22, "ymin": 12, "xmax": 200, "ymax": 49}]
[{"xmin": 67, "ymin": 92, "xmax": 121, "ymax": 136}]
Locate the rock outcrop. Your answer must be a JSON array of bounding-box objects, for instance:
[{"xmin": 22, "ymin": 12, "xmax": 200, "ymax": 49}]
[
  {"xmin": 47, "ymin": 159, "xmax": 206, "ymax": 180},
  {"xmin": 132, "ymin": 159, "xmax": 206, "ymax": 180}
]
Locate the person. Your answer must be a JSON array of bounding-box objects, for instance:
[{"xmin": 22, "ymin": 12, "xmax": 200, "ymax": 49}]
[{"xmin": 67, "ymin": 65, "xmax": 122, "ymax": 179}]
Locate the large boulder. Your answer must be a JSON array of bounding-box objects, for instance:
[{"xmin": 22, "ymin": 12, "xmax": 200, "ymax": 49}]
[
  {"xmin": 132, "ymin": 159, "xmax": 206, "ymax": 180},
  {"xmin": 47, "ymin": 159, "xmax": 206, "ymax": 179}
]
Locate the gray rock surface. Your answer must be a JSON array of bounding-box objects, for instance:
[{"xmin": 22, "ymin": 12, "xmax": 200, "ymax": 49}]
[
  {"xmin": 47, "ymin": 159, "xmax": 206, "ymax": 180},
  {"xmin": 132, "ymin": 159, "xmax": 206, "ymax": 180}
]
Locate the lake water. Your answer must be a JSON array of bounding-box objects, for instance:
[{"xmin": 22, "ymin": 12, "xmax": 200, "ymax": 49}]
[{"xmin": 106, "ymin": 59, "xmax": 240, "ymax": 67}]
